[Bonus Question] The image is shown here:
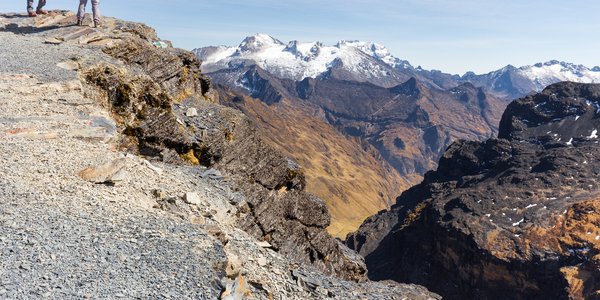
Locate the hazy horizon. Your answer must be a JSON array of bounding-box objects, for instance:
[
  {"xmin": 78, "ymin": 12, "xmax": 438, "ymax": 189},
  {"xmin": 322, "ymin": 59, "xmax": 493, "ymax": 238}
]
[{"xmin": 1, "ymin": 0, "xmax": 598, "ymax": 74}]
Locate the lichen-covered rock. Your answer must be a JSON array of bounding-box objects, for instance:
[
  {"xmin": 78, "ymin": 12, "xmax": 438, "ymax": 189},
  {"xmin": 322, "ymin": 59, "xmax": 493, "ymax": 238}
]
[
  {"xmin": 103, "ymin": 38, "xmax": 211, "ymax": 100},
  {"xmin": 348, "ymin": 82, "xmax": 600, "ymax": 299}
]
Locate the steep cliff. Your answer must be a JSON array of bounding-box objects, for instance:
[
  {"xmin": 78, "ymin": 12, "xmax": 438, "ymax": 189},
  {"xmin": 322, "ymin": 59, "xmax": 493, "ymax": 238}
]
[{"xmin": 348, "ymin": 82, "xmax": 600, "ymax": 299}]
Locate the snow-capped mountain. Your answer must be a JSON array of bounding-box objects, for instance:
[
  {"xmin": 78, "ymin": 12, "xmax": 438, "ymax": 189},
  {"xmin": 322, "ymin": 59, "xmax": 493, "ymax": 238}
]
[
  {"xmin": 463, "ymin": 60, "xmax": 600, "ymax": 99},
  {"xmin": 518, "ymin": 60, "xmax": 600, "ymax": 90},
  {"xmin": 194, "ymin": 34, "xmax": 600, "ymax": 99},
  {"xmin": 194, "ymin": 34, "xmax": 413, "ymax": 87}
]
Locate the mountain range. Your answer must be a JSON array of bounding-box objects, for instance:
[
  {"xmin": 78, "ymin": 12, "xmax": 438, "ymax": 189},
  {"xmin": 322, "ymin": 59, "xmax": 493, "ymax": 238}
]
[
  {"xmin": 195, "ymin": 34, "xmax": 600, "ymax": 99},
  {"xmin": 194, "ymin": 35, "xmax": 600, "ymax": 236},
  {"xmin": 3, "ymin": 11, "xmax": 599, "ymax": 300}
]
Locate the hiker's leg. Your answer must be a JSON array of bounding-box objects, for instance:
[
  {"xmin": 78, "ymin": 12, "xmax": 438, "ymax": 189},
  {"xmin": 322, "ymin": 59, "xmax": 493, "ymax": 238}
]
[
  {"xmin": 91, "ymin": 0, "xmax": 100, "ymax": 25},
  {"xmin": 36, "ymin": 0, "xmax": 46, "ymax": 10},
  {"xmin": 27, "ymin": 0, "xmax": 34, "ymax": 13},
  {"xmin": 77, "ymin": 0, "xmax": 87, "ymax": 22}
]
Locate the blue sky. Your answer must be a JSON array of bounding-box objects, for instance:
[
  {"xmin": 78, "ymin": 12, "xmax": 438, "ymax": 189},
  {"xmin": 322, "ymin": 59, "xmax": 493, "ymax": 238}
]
[{"xmin": 2, "ymin": 0, "xmax": 599, "ymax": 74}]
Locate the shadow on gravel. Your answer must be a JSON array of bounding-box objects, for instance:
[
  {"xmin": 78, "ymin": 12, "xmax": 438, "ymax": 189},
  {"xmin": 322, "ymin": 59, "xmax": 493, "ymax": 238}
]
[
  {"xmin": 0, "ymin": 24, "xmax": 71, "ymax": 35},
  {"xmin": 1, "ymin": 13, "xmax": 31, "ymax": 19}
]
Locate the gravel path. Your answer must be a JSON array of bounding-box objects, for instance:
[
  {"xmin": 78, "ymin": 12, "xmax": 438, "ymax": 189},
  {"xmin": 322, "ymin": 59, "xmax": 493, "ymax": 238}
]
[{"xmin": 0, "ymin": 32, "xmax": 91, "ymax": 82}]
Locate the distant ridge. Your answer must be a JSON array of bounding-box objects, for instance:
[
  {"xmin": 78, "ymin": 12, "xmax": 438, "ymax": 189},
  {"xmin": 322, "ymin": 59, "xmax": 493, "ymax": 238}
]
[{"xmin": 195, "ymin": 34, "xmax": 600, "ymax": 99}]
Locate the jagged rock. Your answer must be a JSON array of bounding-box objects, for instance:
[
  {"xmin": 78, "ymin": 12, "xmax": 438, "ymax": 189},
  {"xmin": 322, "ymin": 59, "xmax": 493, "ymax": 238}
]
[{"xmin": 348, "ymin": 82, "xmax": 600, "ymax": 299}]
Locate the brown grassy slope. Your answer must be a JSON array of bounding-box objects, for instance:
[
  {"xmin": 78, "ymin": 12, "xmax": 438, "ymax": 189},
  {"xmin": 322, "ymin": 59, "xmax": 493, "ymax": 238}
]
[{"xmin": 223, "ymin": 95, "xmax": 417, "ymax": 237}]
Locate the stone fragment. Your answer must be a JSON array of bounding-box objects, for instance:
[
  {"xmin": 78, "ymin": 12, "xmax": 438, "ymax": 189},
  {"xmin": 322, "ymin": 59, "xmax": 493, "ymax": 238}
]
[
  {"xmin": 256, "ymin": 241, "xmax": 272, "ymax": 248},
  {"xmin": 183, "ymin": 192, "xmax": 201, "ymax": 205},
  {"xmin": 44, "ymin": 37, "xmax": 63, "ymax": 45},
  {"xmin": 200, "ymin": 168, "xmax": 223, "ymax": 180},
  {"xmin": 143, "ymin": 159, "xmax": 163, "ymax": 174},
  {"xmin": 78, "ymin": 158, "xmax": 128, "ymax": 184},
  {"xmin": 206, "ymin": 224, "xmax": 229, "ymax": 245},
  {"xmin": 256, "ymin": 256, "xmax": 267, "ymax": 267},
  {"xmin": 221, "ymin": 275, "xmax": 251, "ymax": 300},
  {"xmin": 186, "ymin": 107, "xmax": 198, "ymax": 117},
  {"xmin": 56, "ymin": 60, "xmax": 80, "ymax": 71},
  {"xmin": 225, "ymin": 253, "xmax": 243, "ymax": 278}
]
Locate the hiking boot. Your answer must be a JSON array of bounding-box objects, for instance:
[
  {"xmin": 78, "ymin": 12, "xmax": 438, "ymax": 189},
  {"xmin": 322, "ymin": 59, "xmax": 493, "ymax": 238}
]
[
  {"xmin": 28, "ymin": 11, "xmax": 37, "ymax": 17},
  {"xmin": 77, "ymin": 19, "xmax": 84, "ymax": 26},
  {"xmin": 94, "ymin": 21, "xmax": 102, "ymax": 28},
  {"xmin": 36, "ymin": 9, "xmax": 48, "ymax": 15}
]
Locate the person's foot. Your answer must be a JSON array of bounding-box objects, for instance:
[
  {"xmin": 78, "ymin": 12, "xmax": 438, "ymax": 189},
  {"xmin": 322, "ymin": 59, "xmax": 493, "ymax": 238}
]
[
  {"xmin": 28, "ymin": 11, "xmax": 37, "ymax": 17},
  {"xmin": 94, "ymin": 21, "xmax": 102, "ymax": 28},
  {"xmin": 35, "ymin": 9, "xmax": 48, "ymax": 15},
  {"xmin": 77, "ymin": 19, "xmax": 84, "ymax": 26}
]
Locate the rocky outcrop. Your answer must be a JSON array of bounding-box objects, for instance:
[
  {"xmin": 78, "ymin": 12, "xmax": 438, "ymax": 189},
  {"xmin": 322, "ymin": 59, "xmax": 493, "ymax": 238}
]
[
  {"xmin": 83, "ymin": 25, "xmax": 367, "ymax": 282},
  {"xmin": 0, "ymin": 11, "xmax": 369, "ymax": 281},
  {"xmin": 347, "ymin": 82, "xmax": 600, "ymax": 299}
]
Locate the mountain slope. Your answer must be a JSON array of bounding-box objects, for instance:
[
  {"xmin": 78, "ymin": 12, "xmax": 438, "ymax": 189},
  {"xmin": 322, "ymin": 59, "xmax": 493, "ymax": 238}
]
[
  {"xmin": 210, "ymin": 62, "xmax": 507, "ymax": 177},
  {"xmin": 195, "ymin": 34, "xmax": 599, "ymax": 238},
  {"xmin": 208, "ymin": 63, "xmax": 508, "ymax": 236},
  {"xmin": 198, "ymin": 37, "xmax": 511, "ymax": 235},
  {"xmin": 218, "ymin": 90, "xmax": 417, "ymax": 236},
  {"xmin": 347, "ymin": 82, "xmax": 600, "ymax": 299}
]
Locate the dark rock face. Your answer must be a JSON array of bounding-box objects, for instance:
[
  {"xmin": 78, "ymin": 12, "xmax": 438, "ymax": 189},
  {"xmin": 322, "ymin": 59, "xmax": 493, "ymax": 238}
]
[
  {"xmin": 347, "ymin": 82, "xmax": 600, "ymax": 299},
  {"xmin": 77, "ymin": 28, "xmax": 367, "ymax": 281}
]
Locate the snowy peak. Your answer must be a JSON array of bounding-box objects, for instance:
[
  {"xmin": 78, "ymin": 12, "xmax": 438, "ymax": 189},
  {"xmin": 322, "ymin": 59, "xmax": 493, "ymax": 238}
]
[
  {"xmin": 238, "ymin": 33, "xmax": 284, "ymax": 52},
  {"xmin": 521, "ymin": 60, "xmax": 600, "ymax": 82},
  {"xmin": 335, "ymin": 40, "xmax": 412, "ymax": 70},
  {"xmin": 461, "ymin": 60, "xmax": 600, "ymax": 99},
  {"xmin": 337, "ymin": 40, "xmax": 390, "ymax": 60},
  {"xmin": 194, "ymin": 35, "xmax": 413, "ymax": 83}
]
